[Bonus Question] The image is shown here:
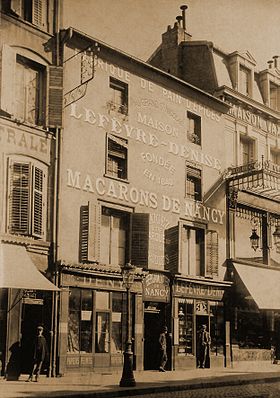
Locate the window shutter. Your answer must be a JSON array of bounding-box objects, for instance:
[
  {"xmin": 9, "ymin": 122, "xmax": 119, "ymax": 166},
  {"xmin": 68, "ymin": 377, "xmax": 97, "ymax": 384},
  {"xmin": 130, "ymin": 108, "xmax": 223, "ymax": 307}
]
[
  {"xmin": 79, "ymin": 202, "xmax": 99, "ymax": 262},
  {"xmin": 0, "ymin": 44, "xmax": 16, "ymax": 115},
  {"xmin": 32, "ymin": 166, "xmax": 44, "ymax": 238},
  {"xmin": 32, "ymin": 0, "xmax": 48, "ymax": 28},
  {"xmin": 9, "ymin": 161, "xmax": 31, "ymax": 235},
  {"xmin": 10, "ymin": 0, "xmax": 22, "ymax": 16},
  {"xmin": 131, "ymin": 213, "xmax": 149, "ymax": 267},
  {"xmin": 205, "ymin": 230, "xmax": 219, "ymax": 277},
  {"xmin": 48, "ymin": 66, "xmax": 63, "ymax": 128},
  {"xmin": 164, "ymin": 225, "xmax": 179, "ymax": 273}
]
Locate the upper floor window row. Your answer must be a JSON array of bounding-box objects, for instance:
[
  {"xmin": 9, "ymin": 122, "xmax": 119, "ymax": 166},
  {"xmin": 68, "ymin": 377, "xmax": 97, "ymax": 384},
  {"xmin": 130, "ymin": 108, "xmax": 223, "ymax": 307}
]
[
  {"xmin": 3, "ymin": 0, "xmax": 51, "ymax": 32},
  {"xmin": 0, "ymin": 45, "xmax": 63, "ymax": 128},
  {"xmin": 109, "ymin": 77, "xmax": 128, "ymax": 115}
]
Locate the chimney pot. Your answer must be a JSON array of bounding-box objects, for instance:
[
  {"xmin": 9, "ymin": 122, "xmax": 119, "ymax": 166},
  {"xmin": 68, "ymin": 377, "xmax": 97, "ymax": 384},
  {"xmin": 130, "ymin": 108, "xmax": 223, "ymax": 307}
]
[
  {"xmin": 176, "ymin": 15, "xmax": 183, "ymax": 26},
  {"xmin": 180, "ymin": 4, "xmax": 188, "ymax": 30},
  {"xmin": 272, "ymin": 55, "xmax": 279, "ymax": 68},
  {"xmin": 268, "ymin": 60, "xmax": 274, "ymax": 69}
]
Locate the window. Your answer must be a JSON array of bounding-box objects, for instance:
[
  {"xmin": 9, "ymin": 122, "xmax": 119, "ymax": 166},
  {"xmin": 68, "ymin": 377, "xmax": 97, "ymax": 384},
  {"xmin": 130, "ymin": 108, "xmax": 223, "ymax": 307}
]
[
  {"xmin": 109, "ymin": 77, "xmax": 128, "ymax": 115},
  {"xmin": 270, "ymin": 82, "xmax": 279, "ymax": 110},
  {"xmin": 186, "ymin": 112, "xmax": 201, "ymax": 145},
  {"xmin": 95, "ymin": 291, "xmax": 128, "ymax": 354},
  {"xmin": 7, "ymin": 0, "xmax": 49, "ymax": 30},
  {"xmin": 240, "ymin": 136, "xmax": 254, "ymax": 165},
  {"xmin": 209, "ymin": 302, "xmax": 224, "ymax": 355},
  {"xmin": 181, "ymin": 226, "xmax": 205, "ymax": 276},
  {"xmin": 271, "ymin": 150, "xmax": 280, "ymax": 165},
  {"xmin": 185, "ymin": 165, "xmax": 202, "ymax": 201},
  {"xmin": 100, "ymin": 207, "xmax": 129, "ymax": 266},
  {"xmin": 8, "ymin": 158, "xmax": 47, "ymax": 238},
  {"xmin": 15, "ymin": 55, "xmax": 44, "ymax": 125},
  {"xmin": 68, "ymin": 288, "xmax": 93, "ymax": 353},
  {"xmin": 107, "ymin": 135, "xmax": 128, "ymax": 180},
  {"xmin": 239, "ymin": 65, "xmax": 251, "ymax": 96},
  {"xmin": 178, "ymin": 299, "xmax": 194, "ymax": 355}
]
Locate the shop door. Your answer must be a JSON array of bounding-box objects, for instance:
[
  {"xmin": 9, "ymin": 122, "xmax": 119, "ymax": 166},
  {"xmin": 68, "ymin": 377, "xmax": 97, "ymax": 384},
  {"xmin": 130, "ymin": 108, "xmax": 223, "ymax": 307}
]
[
  {"xmin": 21, "ymin": 304, "xmax": 44, "ymax": 373},
  {"xmin": 144, "ymin": 302, "xmax": 170, "ymax": 370},
  {"xmin": 196, "ymin": 315, "xmax": 210, "ymax": 367}
]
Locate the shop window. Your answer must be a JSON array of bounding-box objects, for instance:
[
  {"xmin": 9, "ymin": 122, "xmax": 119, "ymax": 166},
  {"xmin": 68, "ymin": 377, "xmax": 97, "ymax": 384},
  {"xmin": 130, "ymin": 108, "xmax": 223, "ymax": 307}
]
[
  {"xmin": 7, "ymin": 158, "xmax": 47, "ymax": 239},
  {"xmin": 68, "ymin": 288, "xmax": 93, "ymax": 354},
  {"xmin": 6, "ymin": 0, "xmax": 49, "ymax": 31},
  {"xmin": 186, "ymin": 111, "xmax": 201, "ymax": 145},
  {"xmin": 100, "ymin": 207, "xmax": 129, "ymax": 266},
  {"xmin": 178, "ymin": 299, "xmax": 194, "ymax": 355},
  {"xmin": 269, "ymin": 82, "xmax": 279, "ymax": 111},
  {"xmin": 106, "ymin": 135, "xmax": 128, "ymax": 180},
  {"xmin": 109, "ymin": 77, "xmax": 128, "ymax": 115},
  {"xmin": 95, "ymin": 291, "xmax": 128, "ymax": 354},
  {"xmin": 209, "ymin": 302, "xmax": 224, "ymax": 355},
  {"xmin": 239, "ymin": 65, "xmax": 251, "ymax": 96},
  {"xmin": 240, "ymin": 135, "xmax": 255, "ymax": 165},
  {"xmin": 185, "ymin": 165, "xmax": 202, "ymax": 201}
]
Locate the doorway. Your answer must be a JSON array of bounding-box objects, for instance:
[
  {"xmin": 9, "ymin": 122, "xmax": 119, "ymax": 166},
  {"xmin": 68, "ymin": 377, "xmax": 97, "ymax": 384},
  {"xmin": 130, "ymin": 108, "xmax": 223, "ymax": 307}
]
[
  {"xmin": 144, "ymin": 302, "xmax": 170, "ymax": 370},
  {"xmin": 20, "ymin": 304, "xmax": 44, "ymax": 373},
  {"xmin": 196, "ymin": 315, "xmax": 210, "ymax": 368}
]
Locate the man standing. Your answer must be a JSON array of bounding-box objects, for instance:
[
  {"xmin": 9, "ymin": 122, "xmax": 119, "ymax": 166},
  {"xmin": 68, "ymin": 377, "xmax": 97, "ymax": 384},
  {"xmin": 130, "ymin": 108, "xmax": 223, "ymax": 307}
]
[
  {"xmin": 197, "ymin": 324, "xmax": 211, "ymax": 369},
  {"xmin": 158, "ymin": 325, "xmax": 168, "ymax": 372},
  {"xmin": 26, "ymin": 326, "xmax": 48, "ymax": 382}
]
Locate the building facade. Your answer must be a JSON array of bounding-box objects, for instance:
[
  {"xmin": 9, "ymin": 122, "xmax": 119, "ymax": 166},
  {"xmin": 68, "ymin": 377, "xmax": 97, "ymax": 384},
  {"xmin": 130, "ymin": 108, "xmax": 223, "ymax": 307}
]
[
  {"xmin": 49, "ymin": 26, "xmax": 232, "ymax": 375},
  {"xmin": 149, "ymin": 8, "xmax": 280, "ymax": 363},
  {"xmin": 0, "ymin": 0, "xmax": 61, "ymax": 378}
]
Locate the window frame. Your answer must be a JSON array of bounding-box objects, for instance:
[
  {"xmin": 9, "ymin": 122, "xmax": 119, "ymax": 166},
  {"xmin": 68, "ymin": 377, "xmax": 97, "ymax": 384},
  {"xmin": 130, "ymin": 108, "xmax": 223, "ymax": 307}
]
[
  {"xmin": 7, "ymin": 0, "xmax": 50, "ymax": 31},
  {"xmin": 240, "ymin": 135, "xmax": 255, "ymax": 165},
  {"xmin": 106, "ymin": 134, "xmax": 128, "ymax": 181},
  {"xmin": 239, "ymin": 65, "xmax": 252, "ymax": 96},
  {"xmin": 109, "ymin": 76, "xmax": 128, "ymax": 115},
  {"xmin": 7, "ymin": 156, "xmax": 47, "ymax": 239},
  {"xmin": 185, "ymin": 164, "xmax": 202, "ymax": 202},
  {"xmin": 186, "ymin": 111, "xmax": 201, "ymax": 146}
]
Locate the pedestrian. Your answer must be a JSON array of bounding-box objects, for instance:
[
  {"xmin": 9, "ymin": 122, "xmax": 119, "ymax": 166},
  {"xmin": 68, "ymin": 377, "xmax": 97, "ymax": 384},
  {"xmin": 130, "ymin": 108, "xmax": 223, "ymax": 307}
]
[
  {"xmin": 197, "ymin": 324, "xmax": 211, "ymax": 369},
  {"xmin": 158, "ymin": 325, "xmax": 168, "ymax": 372},
  {"xmin": 26, "ymin": 326, "xmax": 48, "ymax": 382}
]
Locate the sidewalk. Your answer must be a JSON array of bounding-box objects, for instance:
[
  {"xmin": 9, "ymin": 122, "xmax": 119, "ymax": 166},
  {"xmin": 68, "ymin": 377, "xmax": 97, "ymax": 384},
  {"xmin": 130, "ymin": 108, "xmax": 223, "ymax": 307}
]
[{"xmin": 1, "ymin": 361, "xmax": 280, "ymax": 398}]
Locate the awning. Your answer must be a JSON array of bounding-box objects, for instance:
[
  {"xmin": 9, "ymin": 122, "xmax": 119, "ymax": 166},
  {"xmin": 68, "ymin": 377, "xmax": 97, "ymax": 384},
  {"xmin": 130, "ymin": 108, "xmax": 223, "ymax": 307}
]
[
  {"xmin": 233, "ymin": 262, "xmax": 280, "ymax": 310},
  {"xmin": 0, "ymin": 243, "xmax": 59, "ymax": 291}
]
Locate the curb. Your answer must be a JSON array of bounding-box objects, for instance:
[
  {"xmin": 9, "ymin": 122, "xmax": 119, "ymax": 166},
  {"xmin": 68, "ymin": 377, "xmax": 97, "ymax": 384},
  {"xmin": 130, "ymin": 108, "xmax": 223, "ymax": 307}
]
[{"xmin": 47, "ymin": 374, "xmax": 280, "ymax": 398}]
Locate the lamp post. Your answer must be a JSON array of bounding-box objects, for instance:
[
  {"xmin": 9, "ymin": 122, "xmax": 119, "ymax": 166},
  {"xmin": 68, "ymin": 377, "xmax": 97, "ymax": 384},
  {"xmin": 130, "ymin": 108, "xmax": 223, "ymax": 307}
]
[{"xmin": 119, "ymin": 262, "xmax": 136, "ymax": 387}]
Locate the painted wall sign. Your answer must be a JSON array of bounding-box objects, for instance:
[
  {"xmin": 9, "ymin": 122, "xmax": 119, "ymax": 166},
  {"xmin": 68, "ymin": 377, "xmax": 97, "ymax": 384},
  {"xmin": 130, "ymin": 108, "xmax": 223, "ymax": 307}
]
[
  {"xmin": 143, "ymin": 273, "xmax": 170, "ymax": 302},
  {"xmin": 228, "ymin": 104, "xmax": 279, "ymax": 136},
  {"xmin": 69, "ymin": 103, "xmax": 222, "ymax": 171},
  {"xmin": 174, "ymin": 280, "xmax": 224, "ymax": 300}
]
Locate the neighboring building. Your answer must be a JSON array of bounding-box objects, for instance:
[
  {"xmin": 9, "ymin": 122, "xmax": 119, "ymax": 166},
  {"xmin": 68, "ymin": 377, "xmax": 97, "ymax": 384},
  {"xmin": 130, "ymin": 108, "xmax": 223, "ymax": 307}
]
[
  {"xmin": 149, "ymin": 8, "xmax": 280, "ymax": 363},
  {"xmin": 0, "ymin": 0, "xmax": 61, "ymax": 377},
  {"xmin": 45, "ymin": 26, "xmax": 231, "ymax": 375}
]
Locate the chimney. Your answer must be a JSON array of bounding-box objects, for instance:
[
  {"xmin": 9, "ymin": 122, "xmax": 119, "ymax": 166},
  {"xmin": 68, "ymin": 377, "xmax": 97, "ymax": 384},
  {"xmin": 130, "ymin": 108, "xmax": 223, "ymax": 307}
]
[
  {"xmin": 180, "ymin": 5, "xmax": 188, "ymax": 30},
  {"xmin": 268, "ymin": 60, "xmax": 274, "ymax": 69},
  {"xmin": 176, "ymin": 15, "xmax": 183, "ymax": 27},
  {"xmin": 272, "ymin": 55, "xmax": 279, "ymax": 68}
]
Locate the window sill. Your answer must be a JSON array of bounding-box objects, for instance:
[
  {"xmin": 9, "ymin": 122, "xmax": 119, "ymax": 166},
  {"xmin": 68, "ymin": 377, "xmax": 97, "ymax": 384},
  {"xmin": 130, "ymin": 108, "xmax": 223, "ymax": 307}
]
[{"xmin": 104, "ymin": 174, "xmax": 129, "ymax": 184}]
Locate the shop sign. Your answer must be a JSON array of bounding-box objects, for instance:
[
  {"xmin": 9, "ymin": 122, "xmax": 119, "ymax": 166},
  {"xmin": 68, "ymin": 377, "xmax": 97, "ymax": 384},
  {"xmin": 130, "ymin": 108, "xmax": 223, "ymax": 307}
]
[
  {"xmin": 174, "ymin": 280, "xmax": 224, "ymax": 300},
  {"xmin": 22, "ymin": 298, "xmax": 43, "ymax": 305},
  {"xmin": 143, "ymin": 273, "xmax": 170, "ymax": 302}
]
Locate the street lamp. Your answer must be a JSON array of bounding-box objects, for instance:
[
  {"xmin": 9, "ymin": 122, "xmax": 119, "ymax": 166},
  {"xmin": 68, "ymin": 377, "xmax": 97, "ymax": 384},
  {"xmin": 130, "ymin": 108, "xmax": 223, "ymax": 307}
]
[{"xmin": 119, "ymin": 262, "xmax": 136, "ymax": 387}]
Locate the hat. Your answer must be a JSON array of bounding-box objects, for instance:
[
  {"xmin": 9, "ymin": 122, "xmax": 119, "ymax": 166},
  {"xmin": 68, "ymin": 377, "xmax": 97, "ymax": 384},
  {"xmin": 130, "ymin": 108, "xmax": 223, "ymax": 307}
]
[
  {"xmin": 37, "ymin": 326, "xmax": 44, "ymax": 331},
  {"xmin": 162, "ymin": 325, "xmax": 168, "ymax": 331}
]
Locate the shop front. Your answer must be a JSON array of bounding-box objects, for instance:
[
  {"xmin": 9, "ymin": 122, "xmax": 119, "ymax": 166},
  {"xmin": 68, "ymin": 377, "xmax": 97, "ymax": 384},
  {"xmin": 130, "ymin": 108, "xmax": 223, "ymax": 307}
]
[
  {"xmin": 58, "ymin": 266, "xmax": 144, "ymax": 375},
  {"xmin": 172, "ymin": 277, "xmax": 231, "ymax": 369},
  {"xmin": 142, "ymin": 271, "xmax": 171, "ymax": 370}
]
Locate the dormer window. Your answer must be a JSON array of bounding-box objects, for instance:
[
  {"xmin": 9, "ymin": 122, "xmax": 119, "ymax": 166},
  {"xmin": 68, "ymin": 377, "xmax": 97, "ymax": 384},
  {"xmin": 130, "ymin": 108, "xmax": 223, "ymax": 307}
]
[
  {"xmin": 269, "ymin": 82, "xmax": 279, "ymax": 110},
  {"xmin": 239, "ymin": 65, "xmax": 251, "ymax": 96}
]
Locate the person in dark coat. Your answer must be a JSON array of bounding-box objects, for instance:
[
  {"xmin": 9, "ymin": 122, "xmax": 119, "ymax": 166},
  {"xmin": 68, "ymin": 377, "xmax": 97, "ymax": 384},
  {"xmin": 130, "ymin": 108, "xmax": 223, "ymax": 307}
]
[
  {"xmin": 158, "ymin": 325, "xmax": 168, "ymax": 372},
  {"xmin": 26, "ymin": 326, "xmax": 48, "ymax": 382},
  {"xmin": 197, "ymin": 324, "xmax": 211, "ymax": 369}
]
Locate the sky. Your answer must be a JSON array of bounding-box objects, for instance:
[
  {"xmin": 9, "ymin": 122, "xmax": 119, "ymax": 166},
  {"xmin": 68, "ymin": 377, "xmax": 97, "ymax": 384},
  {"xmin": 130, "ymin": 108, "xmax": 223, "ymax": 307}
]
[{"xmin": 63, "ymin": 0, "xmax": 280, "ymax": 70}]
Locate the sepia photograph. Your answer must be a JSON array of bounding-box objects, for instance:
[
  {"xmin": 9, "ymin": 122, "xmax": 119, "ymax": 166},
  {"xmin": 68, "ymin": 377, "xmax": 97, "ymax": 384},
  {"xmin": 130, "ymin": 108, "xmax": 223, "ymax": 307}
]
[{"xmin": 1, "ymin": 0, "xmax": 280, "ymax": 397}]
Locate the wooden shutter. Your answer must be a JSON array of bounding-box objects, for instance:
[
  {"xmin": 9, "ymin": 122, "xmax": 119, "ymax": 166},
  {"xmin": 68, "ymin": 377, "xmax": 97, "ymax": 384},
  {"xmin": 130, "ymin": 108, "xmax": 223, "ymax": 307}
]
[
  {"xmin": 10, "ymin": 0, "xmax": 22, "ymax": 16},
  {"xmin": 79, "ymin": 202, "xmax": 99, "ymax": 262},
  {"xmin": 32, "ymin": 166, "xmax": 44, "ymax": 237},
  {"xmin": 131, "ymin": 213, "xmax": 149, "ymax": 267},
  {"xmin": 205, "ymin": 230, "xmax": 219, "ymax": 277},
  {"xmin": 9, "ymin": 161, "xmax": 31, "ymax": 235},
  {"xmin": 32, "ymin": 0, "xmax": 48, "ymax": 28},
  {"xmin": 0, "ymin": 44, "xmax": 16, "ymax": 115},
  {"xmin": 48, "ymin": 66, "xmax": 63, "ymax": 128},
  {"xmin": 164, "ymin": 225, "xmax": 179, "ymax": 273}
]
